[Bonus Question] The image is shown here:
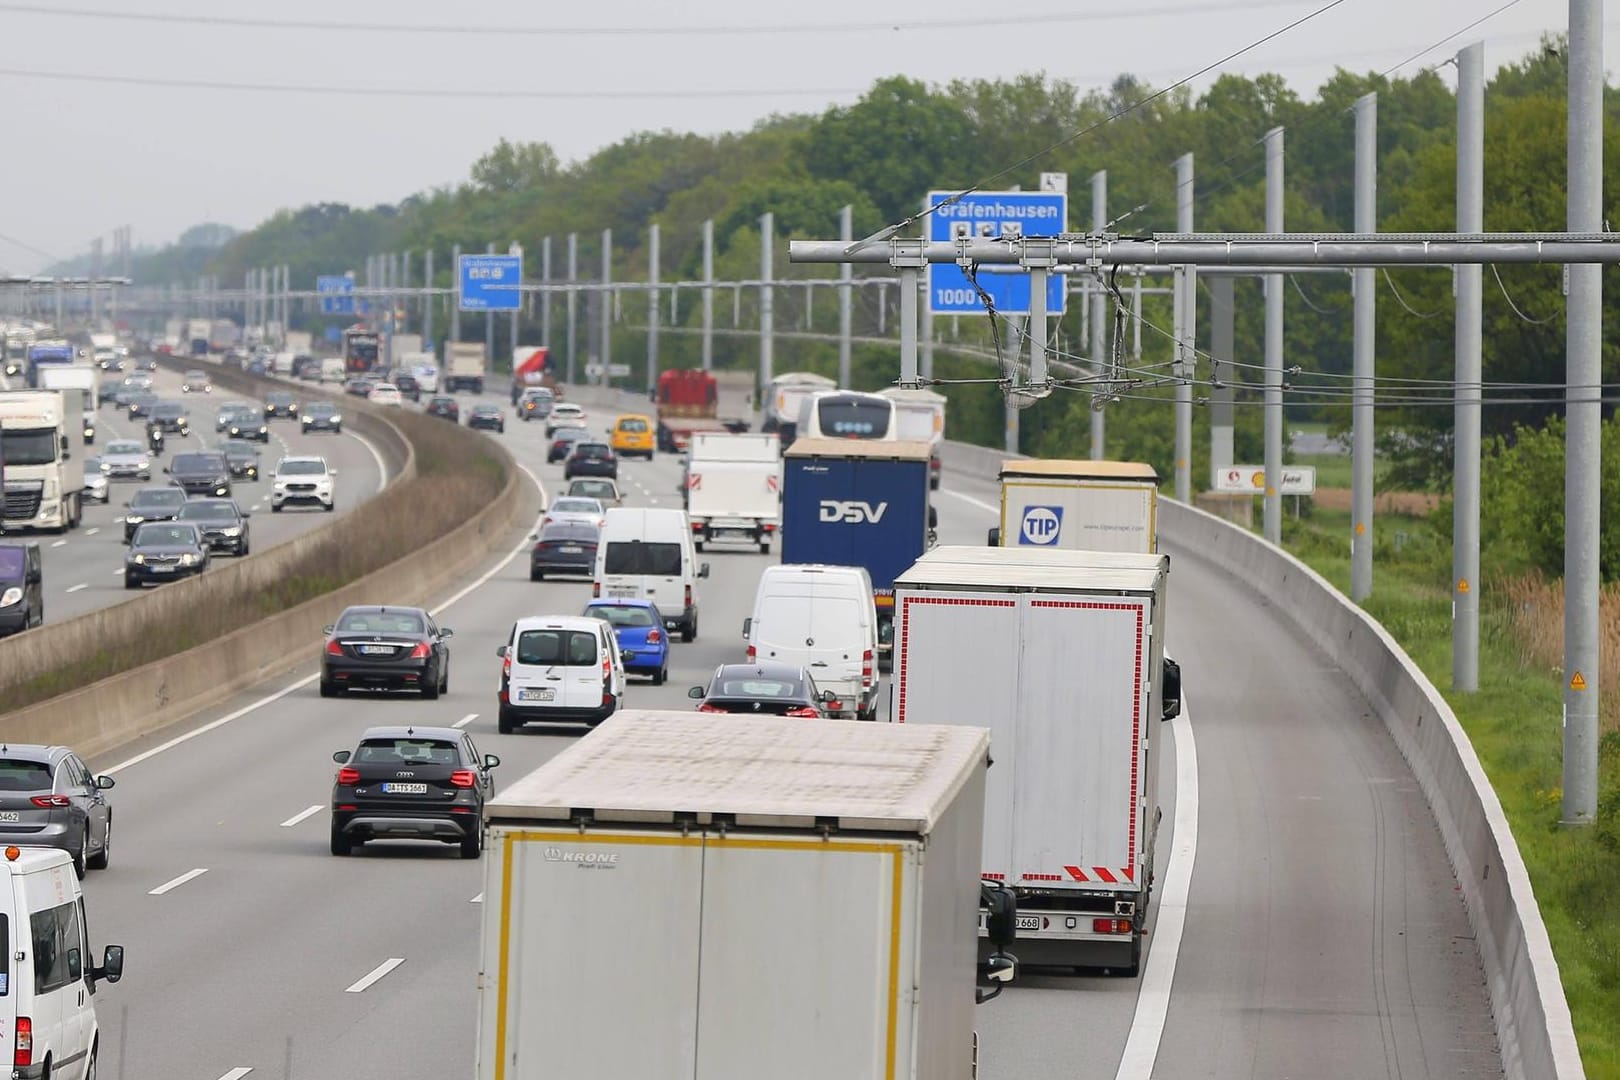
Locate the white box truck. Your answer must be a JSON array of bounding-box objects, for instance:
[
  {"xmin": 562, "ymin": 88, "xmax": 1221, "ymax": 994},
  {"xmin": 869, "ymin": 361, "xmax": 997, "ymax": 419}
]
[
  {"xmin": 36, "ymin": 363, "xmax": 98, "ymax": 410},
  {"xmin": 0, "ymin": 388, "xmax": 84, "ymax": 532},
  {"xmin": 989, "ymin": 458, "xmax": 1159, "ymax": 553},
  {"xmin": 685, "ymin": 431, "xmax": 781, "ymax": 553},
  {"xmin": 475, "ymin": 710, "xmax": 1017, "ymax": 1080},
  {"xmin": 444, "ymin": 341, "xmax": 487, "ymax": 394},
  {"xmin": 877, "ymin": 386, "xmax": 946, "ymax": 489},
  {"xmin": 892, "ymin": 545, "xmax": 1180, "ymax": 974}
]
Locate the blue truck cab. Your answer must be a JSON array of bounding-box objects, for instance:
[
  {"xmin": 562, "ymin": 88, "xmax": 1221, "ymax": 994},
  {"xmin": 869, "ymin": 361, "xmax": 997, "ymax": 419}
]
[{"xmin": 781, "ymin": 438, "xmax": 935, "ymax": 672}]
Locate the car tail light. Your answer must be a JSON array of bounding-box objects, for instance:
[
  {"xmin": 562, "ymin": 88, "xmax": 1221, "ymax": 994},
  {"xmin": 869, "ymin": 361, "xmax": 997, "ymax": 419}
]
[
  {"xmin": 692, "ymin": 521, "xmax": 703, "ymax": 532},
  {"xmin": 337, "ymin": 767, "xmax": 360, "ymax": 785},
  {"xmin": 326, "ymin": 639, "xmax": 343, "ymax": 656},
  {"xmin": 450, "ymin": 770, "xmax": 477, "ymax": 788},
  {"xmin": 540, "ymin": 516, "xmax": 552, "ymax": 527},
  {"xmin": 785, "ymin": 707, "xmax": 819, "ymax": 718},
  {"xmin": 593, "ymin": 582, "xmax": 600, "ymax": 598},
  {"xmin": 1092, "ymin": 918, "xmax": 1132, "ymax": 934},
  {"xmin": 861, "ymin": 649, "xmax": 874, "ymax": 689},
  {"xmin": 408, "ymin": 642, "xmax": 431, "ymax": 659},
  {"xmin": 696, "ymin": 702, "xmax": 727, "ymax": 713},
  {"xmin": 502, "ymin": 652, "xmax": 512, "ymax": 677},
  {"xmin": 763, "ymin": 523, "xmax": 776, "ymax": 532},
  {"xmin": 684, "ymin": 585, "xmax": 693, "ymax": 609},
  {"xmin": 646, "ymin": 629, "xmax": 662, "ymax": 644},
  {"xmin": 30, "ymin": 795, "xmax": 71, "ymax": 808},
  {"xmin": 746, "ymin": 644, "xmax": 756, "ymax": 662},
  {"xmin": 15, "ymin": 1017, "xmax": 30, "ymax": 1067}
]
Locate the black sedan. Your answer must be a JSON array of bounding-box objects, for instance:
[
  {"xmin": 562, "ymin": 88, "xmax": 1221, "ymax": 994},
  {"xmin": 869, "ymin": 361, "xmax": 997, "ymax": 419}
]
[
  {"xmin": 223, "ymin": 406, "xmax": 271, "ymax": 442},
  {"xmin": 687, "ymin": 662, "xmax": 839, "ymax": 718},
  {"xmin": 395, "ymin": 372, "xmax": 421, "ymax": 400},
  {"xmin": 320, "ymin": 605, "xmax": 453, "ymax": 699},
  {"xmin": 125, "ymin": 391, "xmax": 159, "ymax": 420},
  {"xmin": 121, "ymin": 485, "xmax": 189, "ymax": 541},
  {"xmin": 546, "ymin": 426, "xmax": 589, "ymax": 463},
  {"xmin": 467, "ymin": 404, "xmax": 505, "ymax": 433},
  {"xmin": 124, "ymin": 522, "xmax": 210, "ymax": 587},
  {"xmin": 564, "ymin": 441, "xmax": 618, "ymax": 480},
  {"xmin": 529, "ymin": 520, "xmax": 599, "ymax": 581},
  {"xmin": 300, "ymin": 401, "xmax": 343, "ymax": 434},
  {"xmin": 149, "ymin": 401, "xmax": 190, "ymax": 435},
  {"xmin": 221, "ymin": 439, "xmax": 261, "ymax": 480},
  {"xmin": 165, "ymin": 451, "xmax": 232, "ymax": 498},
  {"xmin": 175, "ymin": 498, "xmax": 251, "ymax": 556},
  {"xmin": 425, "ymin": 395, "xmax": 460, "ymax": 422},
  {"xmin": 329, "ymin": 725, "xmax": 498, "ymax": 858},
  {"xmin": 264, "ymin": 391, "xmax": 300, "ymax": 419}
]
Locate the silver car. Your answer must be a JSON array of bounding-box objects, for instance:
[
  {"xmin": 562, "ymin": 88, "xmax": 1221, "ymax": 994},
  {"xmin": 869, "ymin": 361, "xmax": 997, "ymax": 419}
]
[
  {"xmin": 82, "ymin": 457, "xmax": 110, "ymax": 503},
  {"xmin": 0, "ymin": 745, "xmax": 114, "ymax": 878},
  {"xmin": 99, "ymin": 438, "xmax": 152, "ymax": 481}
]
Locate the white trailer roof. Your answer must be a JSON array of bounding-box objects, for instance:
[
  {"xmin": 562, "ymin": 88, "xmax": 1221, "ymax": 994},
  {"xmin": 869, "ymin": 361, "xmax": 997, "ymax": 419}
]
[
  {"xmin": 876, "ymin": 386, "xmax": 948, "ymax": 405},
  {"xmin": 898, "ymin": 546, "xmax": 1167, "ymax": 593},
  {"xmin": 784, "ymin": 437, "xmax": 933, "ymax": 462},
  {"xmin": 486, "ymin": 711, "xmax": 989, "ymax": 833}
]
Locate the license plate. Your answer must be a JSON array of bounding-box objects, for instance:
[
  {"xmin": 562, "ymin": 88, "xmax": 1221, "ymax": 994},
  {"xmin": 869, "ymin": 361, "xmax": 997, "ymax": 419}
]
[
  {"xmin": 518, "ymin": 687, "xmax": 556, "ymax": 702},
  {"xmin": 381, "ymin": 783, "xmax": 428, "ymax": 794},
  {"xmin": 0, "ymin": 811, "xmax": 18, "ymax": 823},
  {"xmin": 1016, "ymin": 916, "xmax": 1043, "ymax": 931},
  {"xmin": 151, "ymin": 564, "xmax": 175, "ymax": 573},
  {"xmin": 558, "ymin": 545, "xmax": 582, "ymax": 553},
  {"xmin": 359, "ymin": 645, "xmax": 394, "ymax": 655},
  {"xmin": 608, "ymin": 587, "xmax": 636, "ymax": 598}
]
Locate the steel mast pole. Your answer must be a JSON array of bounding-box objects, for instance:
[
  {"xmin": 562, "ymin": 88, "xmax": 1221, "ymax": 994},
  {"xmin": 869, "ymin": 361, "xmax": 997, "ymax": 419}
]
[
  {"xmin": 1454, "ymin": 44, "xmax": 1484, "ymax": 693},
  {"xmin": 1174, "ymin": 154, "xmax": 1195, "ymax": 503},
  {"xmin": 1262, "ymin": 127, "xmax": 1285, "ymax": 544},
  {"xmin": 1351, "ymin": 93, "xmax": 1378, "ymax": 602},
  {"xmin": 1089, "ymin": 170, "xmax": 1107, "ymax": 459}
]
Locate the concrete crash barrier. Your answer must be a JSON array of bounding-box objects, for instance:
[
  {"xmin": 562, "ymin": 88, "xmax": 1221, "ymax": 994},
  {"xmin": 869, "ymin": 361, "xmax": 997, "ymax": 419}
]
[
  {"xmin": 0, "ymin": 365, "xmax": 536, "ymax": 761},
  {"xmin": 937, "ymin": 434, "xmax": 1582, "ymax": 1080}
]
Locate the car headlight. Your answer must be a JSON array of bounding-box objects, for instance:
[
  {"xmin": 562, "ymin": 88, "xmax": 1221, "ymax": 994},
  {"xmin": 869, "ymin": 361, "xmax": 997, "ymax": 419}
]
[
  {"xmin": 221, "ymin": 526, "xmax": 241, "ymax": 537},
  {"xmin": 131, "ymin": 554, "xmax": 146, "ymax": 565},
  {"xmin": 136, "ymin": 457, "xmax": 149, "ymax": 469},
  {"xmin": 0, "ymin": 587, "xmax": 21, "ymax": 607},
  {"xmin": 179, "ymin": 553, "xmax": 198, "ymax": 566},
  {"xmin": 125, "ymin": 513, "xmax": 145, "ymax": 524},
  {"xmin": 99, "ymin": 462, "xmax": 112, "ymax": 473}
]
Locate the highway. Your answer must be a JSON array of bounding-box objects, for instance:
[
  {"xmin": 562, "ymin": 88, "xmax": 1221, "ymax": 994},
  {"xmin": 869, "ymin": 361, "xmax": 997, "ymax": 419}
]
[
  {"xmin": 73, "ymin": 382, "xmax": 1500, "ymax": 1080},
  {"xmin": 11, "ymin": 364, "xmax": 388, "ymax": 624}
]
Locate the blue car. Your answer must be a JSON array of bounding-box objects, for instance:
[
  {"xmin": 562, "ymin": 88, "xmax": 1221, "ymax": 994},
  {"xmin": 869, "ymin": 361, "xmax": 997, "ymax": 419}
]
[{"xmin": 583, "ymin": 599, "xmax": 669, "ymax": 684}]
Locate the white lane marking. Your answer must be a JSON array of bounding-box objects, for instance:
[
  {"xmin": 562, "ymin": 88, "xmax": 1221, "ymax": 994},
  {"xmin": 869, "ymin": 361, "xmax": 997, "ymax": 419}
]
[
  {"xmin": 251, "ymin": 505, "xmax": 262, "ymax": 512},
  {"xmin": 1113, "ymin": 694, "xmax": 1200, "ymax": 1080},
  {"xmin": 113, "ymin": 516, "xmax": 124, "ymax": 523},
  {"xmin": 148, "ymin": 867, "xmax": 209, "ymax": 896},
  {"xmin": 470, "ymin": 893, "xmax": 484, "ymax": 904},
  {"xmin": 50, "ymin": 539, "xmax": 66, "ymax": 548},
  {"xmin": 453, "ymin": 713, "xmax": 477, "ymax": 729},
  {"xmin": 215, "ymin": 1070, "xmax": 253, "ymax": 1080},
  {"xmin": 111, "ymin": 567, "xmax": 124, "ymax": 577},
  {"xmin": 347, "ymin": 428, "xmax": 390, "ymax": 491},
  {"xmin": 344, "ymin": 957, "xmax": 405, "ymax": 994},
  {"xmin": 279, "ymin": 804, "xmax": 323, "ymax": 828},
  {"xmin": 85, "ymin": 527, "xmax": 99, "ymax": 536},
  {"xmin": 65, "ymin": 583, "xmax": 87, "ymax": 593},
  {"xmin": 938, "ymin": 487, "xmax": 999, "ymax": 515}
]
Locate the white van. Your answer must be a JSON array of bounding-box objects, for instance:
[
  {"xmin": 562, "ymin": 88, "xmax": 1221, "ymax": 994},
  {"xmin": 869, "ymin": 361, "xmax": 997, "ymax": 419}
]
[
  {"xmin": 744, "ymin": 564, "xmax": 880, "ymax": 721},
  {"xmin": 0, "ymin": 845, "xmax": 125, "ymax": 1080},
  {"xmin": 593, "ymin": 508, "xmax": 709, "ymax": 641},
  {"xmin": 495, "ymin": 616, "xmax": 627, "ymax": 733},
  {"xmin": 319, "ymin": 357, "xmax": 346, "ymax": 384}
]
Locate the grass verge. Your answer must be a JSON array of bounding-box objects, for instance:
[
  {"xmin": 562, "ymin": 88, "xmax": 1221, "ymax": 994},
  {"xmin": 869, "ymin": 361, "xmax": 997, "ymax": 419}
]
[{"xmin": 1282, "ymin": 505, "xmax": 1620, "ymax": 1080}]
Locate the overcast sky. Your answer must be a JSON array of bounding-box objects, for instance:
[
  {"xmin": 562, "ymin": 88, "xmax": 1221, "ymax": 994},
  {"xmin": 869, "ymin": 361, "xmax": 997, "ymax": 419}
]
[{"xmin": 0, "ymin": 0, "xmax": 1600, "ymax": 273}]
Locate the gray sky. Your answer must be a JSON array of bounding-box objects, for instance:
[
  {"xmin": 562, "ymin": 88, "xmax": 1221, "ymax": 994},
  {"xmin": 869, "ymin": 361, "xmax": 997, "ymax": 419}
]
[{"xmin": 0, "ymin": 0, "xmax": 1597, "ymax": 273}]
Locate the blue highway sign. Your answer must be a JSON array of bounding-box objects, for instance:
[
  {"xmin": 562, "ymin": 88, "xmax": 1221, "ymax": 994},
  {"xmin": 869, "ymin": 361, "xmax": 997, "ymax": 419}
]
[
  {"xmin": 316, "ymin": 275, "xmax": 355, "ymax": 316},
  {"xmin": 459, "ymin": 254, "xmax": 523, "ymax": 312},
  {"xmin": 926, "ymin": 190, "xmax": 1067, "ymax": 316}
]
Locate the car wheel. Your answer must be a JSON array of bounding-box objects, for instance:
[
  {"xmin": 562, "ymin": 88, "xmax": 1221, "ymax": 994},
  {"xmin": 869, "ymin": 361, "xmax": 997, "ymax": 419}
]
[
  {"xmin": 421, "ymin": 669, "xmax": 441, "ymax": 700},
  {"xmin": 694, "ymin": 540, "xmax": 704, "ymax": 552},
  {"xmin": 123, "ymin": 574, "xmax": 139, "ymax": 590},
  {"xmin": 653, "ymin": 665, "xmax": 666, "ymax": 686},
  {"xmin": 497, "ymin": 709, "xmax": 518, "ymax": 735},
  {"xmin": 529, "ymin": 568, "xmax": 543, "ymax": 581},
  {"xmin": 330, "ymin": 826, "xmax": 353, "ymax": 856},
  {"xmin": 71, "ymin": 839, "xmax": 87, "ymax": 879},
  {"xmin": 324, "ymin": 502, "xmax": 335, "ymax": 512},
  {"xmin": 84, "ymin": 1047, "xmax": 98, "ymax": 1080},
  {"xmin": 87, "ymin": 816, "xmax": 111, "ymax": 870},
  {"xmin": 758, "ymin": 540, "xmax": 770, "ymax": 555},
  {"xmin": 319, "ymin": 679, "xmax": 340, "ymax": 698},
  {"xmin": 440, "ymin": 664, "xmax": 449, "ymax": 694},
  {"xmin": 460, "ymin": 827, "xmax": 483, "ymax": 859},
  {"xmin": 272, "ymin": 503, "xmax": 283, "ymax": 513}
]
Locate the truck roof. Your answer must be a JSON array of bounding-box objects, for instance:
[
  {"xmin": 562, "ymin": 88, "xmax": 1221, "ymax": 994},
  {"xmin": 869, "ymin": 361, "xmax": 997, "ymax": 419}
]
[
  {"xmin": 1000, "ymin": 458, "xmax": 1160, "ymax": 482},
  {"xmin": 898, "ymin": 546, "xmax": 1168, "ymax": 592},
  {"xmin": 485, "ymin": 711, "xmax": 989, "ymax": 833},
  {"xmin": 784, "ymin": 437, "xmax": 933, "ymax": 461},
  {"xmin": 875, "ymin": 386, "xmax": 948, "ymax": 405}
]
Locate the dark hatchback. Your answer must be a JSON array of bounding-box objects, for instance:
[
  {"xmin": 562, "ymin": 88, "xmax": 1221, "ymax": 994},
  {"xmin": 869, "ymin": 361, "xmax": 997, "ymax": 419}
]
[
  {"xmin": 467, "ymin": 405, "xmax": 505, "ymax": 433},
  {"xmin": 425, "ymin": 395, "xmax": 460, "ymax": 422},
  {"xmin": 0, "ymin": 542, "xmax": 43, "ymax": 636},
  {"xmin": 148, "ymin": 401, "xmax": 190, "ymax": 434},
  {"xmin": 300, "ymin": 401, "xmax": 343, "ymax": 434},
  {"xmin": 394, "ymin": 372, "xmax": 421, "ymax": 400},
  {"xmin": 124, "ymin": 391, "xmax": 159, "ymax": 419},
  {"xmin": 166, "ymin": 451, "xmax": 232, "ymax": 497},
  {"xmin": 221, "ymin": 439, "xmax": 261, "ymax": 479},
  {"xmin": 329, "ymin": 726, "xmax": 498, "ymax": 858},
  {"xmin": 564, "ymin": 441, "xmax": 618, "ymax": 480},
  {"xmin": 687, "ymin": 662, "xmax": 838, "ymax": 718},
  {"xmin": 320, "ymin": 605, "xmax": 453, "ymax": 699},
  {"xmin": 264, "ymin": 391, "xmax": 300, "ymax": 419},
  {"xmin": 122, "ymin": 485, "xmax": 189, "ymax": 541},
  {"xmin": 124, "ymin": 522, "xmax": 209, "ymax": 587},
  {"xmin": 546, "ymin": 426, "xmax": 588, "ymax": 463},
  {"xmin": 175, "ymin": 498, "xmax": 251, "ymax": 556},
  {"xmin": 529, "ymin": 521, "xmax": 599, "ymax": 581}
]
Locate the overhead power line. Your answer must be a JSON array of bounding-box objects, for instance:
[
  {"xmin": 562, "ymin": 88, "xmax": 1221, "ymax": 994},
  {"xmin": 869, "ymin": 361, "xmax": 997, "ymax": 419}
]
[{"xmin": 0, "ymin": 0, "xmax": 1316, "ymax": 37}]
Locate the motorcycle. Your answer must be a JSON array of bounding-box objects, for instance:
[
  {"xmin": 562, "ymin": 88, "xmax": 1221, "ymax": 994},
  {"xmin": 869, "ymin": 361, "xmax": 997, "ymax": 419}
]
[{"xmin": 147, "ymin": 425, "xmax": 165, "ymax": 455}]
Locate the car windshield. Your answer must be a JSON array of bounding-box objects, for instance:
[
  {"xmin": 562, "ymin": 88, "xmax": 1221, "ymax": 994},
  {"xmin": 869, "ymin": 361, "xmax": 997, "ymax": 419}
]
[
  {"xmin": 0, "ymin": 429, "xmax": 56, "ymax": 466},
  {"xmin": 336, "ymin": 611, "xmax": 424, "ymax": 634},
  {"xmin": 172, "ymin": 453, "xmax": 224, "ymax": 472},
  {"xmin": 603, "ymin": 541, "xmax": 681, "ymax": 576},
  {"xmin": 224, "ymin": 443, "xmax": 254, "ymax": 457},
  {"xmin": 575, "ymin": 444, "xmax": 610, "ymax": 457},
  {"xmin": 131, "ymin": 489, "xmax": 186, "ymax": 509},
  {"xmin": 515, "ymin": 628, "xmax": 599, "ymax": 666},
  {"xmin": 588, "ymin": 605, "xmax": 656, "ymax": 628},
  {"xmin": 355, "ymin": 738, "xmax": 458, "ymax": 765},
  {"xmin": 152, "ymin": 404, "xmax": 183, "ymax": 417},
  {"xmin": 177, "ymin": 502, "xmax": 234, "ymax": 520},
  {"xmin": 185, "ymin": 372, "xmax": 206, "ymax": 380},
  {"xmin": 714, "ymin": 677, "xmax": 803, "ymax": 699},
  {"xmin": 306, "ymin": 404, "xmax": 337, "ymax": 416},
  {"xmin": 617, "ymin": 418, "xmax": 649, "ymax": 433},
  {"xmin": 539, "ymin": 522, "xmax": 597, "ymax": 542},
  {"xmin": 550, "ymin": 499, "xmax": 601, "ymax": 515},
  {"xmin": 0, "ymin": 759, "xmax": 52, "ymax": 792},
  {"xmin": 134, "ymin": 524, "xmax": 197, "ymax": 546},
  {"xmin": 278, "ymin": 460, "xmax": 326, "ymax": 476},
  {"xmin": 268, "ymin": 395, "xmax": 294, "ymax": 405},
  {"xmin": 571, "ymin": 481, "xmax": 615, "ymax": 498},
  {"xmin": 106, "ymin": 440, "xmax": 142, "ymax": 456},
  {"xmin": 816, "ymin": 396, "xmax": 891, "ymax": 438},
  {"xmin": 0, "ymin": 548, "xmax": 25, "ymax": 577},
  {"xmin": 555, "ymin": 429, "xmax": 585, "ymax": 442}
]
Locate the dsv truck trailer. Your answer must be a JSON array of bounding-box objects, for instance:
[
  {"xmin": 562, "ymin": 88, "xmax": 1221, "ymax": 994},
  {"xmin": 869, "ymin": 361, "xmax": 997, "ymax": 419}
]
[
  {"xmin": 988, "ymin": 459, "xmax": 1159, "ymax": 553},
  {"xmin": 475, "ymin": 710, "xmax": 1017, "ymax": 1080},
  {"xmin": 892, "ymin": 546, "xmax": 1180, "ymax": 974}
]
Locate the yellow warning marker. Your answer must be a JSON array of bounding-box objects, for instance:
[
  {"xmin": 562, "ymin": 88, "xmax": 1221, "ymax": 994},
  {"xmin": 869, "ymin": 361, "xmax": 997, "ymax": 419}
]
[
  {"xmin": 1354, "ymin": 522, "xmax": 1366, "ymax": 535},
  {"xmin": 1570, "ymin": 671, "xmax": 1587, "ymax": 691},
  {"xmin": 1456, "ymin": 578, "xmax": 1471, "ymax": 594}
]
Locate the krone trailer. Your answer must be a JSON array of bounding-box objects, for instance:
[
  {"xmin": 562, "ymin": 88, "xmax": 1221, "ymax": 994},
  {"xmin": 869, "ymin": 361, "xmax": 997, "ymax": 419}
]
[
  {"xmin": 989, "ymin": 458, "xmax": 1159, "ymax": 553},
  {"xmin": 684, "ymin": 431, "xmax": 781, "ymax": 553},
  {"xmin": 476, "ymin": 710, "xmax": 1013, "ymax": 1080},
  {"xmin": 892, "ymin": 545, "xmax": 1180, "ymax": 974}
]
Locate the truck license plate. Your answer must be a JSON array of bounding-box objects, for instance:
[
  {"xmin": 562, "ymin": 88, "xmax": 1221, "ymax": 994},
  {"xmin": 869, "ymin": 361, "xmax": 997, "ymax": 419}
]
[
  {"xmin": 518, "ymin": 688, "xmax": 556, "ymax": 702},
  {"xmin": 1016, "ymin": 916, "xmax": 1044, "ymax": 931}
]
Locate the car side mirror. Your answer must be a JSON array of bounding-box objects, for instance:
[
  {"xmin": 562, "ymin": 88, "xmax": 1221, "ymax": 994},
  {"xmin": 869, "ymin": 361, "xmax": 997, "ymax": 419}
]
[
  {"xmin": 987, "ymin": 526, "xmax": 1001, "ymax": 547},
  {"xmin": 982, "ymin": 880, "xmax": 1017, "ymax": 949},
  {"xmin": 741, "ymin": 617, "xmax": 752, "ymax": 639},
  {"xmin": 687, "ymin": 686, "xmax": 707, "ymax": 700},
  {"xmin": 162, "ymin": 466, "xmax": 169, "ymax": 473},
  {"xmin": 95, "ymin": 775, "xmax": 115, "ymax": 790},
  {"xmin": 440, "ymin": 628, "xmax": 454, "ymax": 638},
  {"xmin": 620, "ymin": 650, "xmax": 632, "ymax": 666},
  {"xmin": 332, "ymin": 749, "xmax": 352, "ymax": 764},
  {"xmin": 96, "ymin": 944, "xmax": 124, "ymax": 984},
  {"xmin": 241, "ymin": 511, "xmax": 252, "ymax": 518},
  {"xmin": 322, "ymin": 624, "xmax": 334, "ymax": 634},
  {"xmin": 821, "ymin": 689, "xmax": 837, "ymax": 703},
  {"xmin": 983, "ymin": 953, "xmax": 1017, "ymax": 985},
  {"xmin": 496, "ymin": 645, "xmax": 508, "ymax": 658},
  {"xmin": 529, "ymin": 533, "xmax": 538, "ymax": 541},
  {"xmin": 484, "ymin": 754, "xmax": 501, "ymax": 770},
  {"xmin": 1161, "ymin": 657, "xmax": 1182, "ymax": 721},
  {"xmin": 329, "ymin": 469, "xmax": 338, "ymax": 476},
  {"xmin": 928, "ymin": 506, "xmax": 938, "ymax": 529},
  {"xmin": 699, "ymin": 562, "xmax": 710, "ymax": 579}
]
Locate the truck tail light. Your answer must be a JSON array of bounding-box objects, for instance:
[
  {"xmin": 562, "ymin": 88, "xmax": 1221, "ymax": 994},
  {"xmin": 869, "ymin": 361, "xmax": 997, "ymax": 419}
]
[
  {"xmin": 337, "ymin": 767, "xmax": 360, "ymax": 785},
  {"xmin": 450, "ymin": 770, "xmax": 477, "ymax": 788},
  {"xmin": 15, "ymin": 1016, "xmax": 30, "ymax": 1067},
  {"xmin": 593, "ymin": 582, "xmax": 600, "ymax": 598},
  {"xmin": 1092, "ymin": 918, "xmax": 1132, "ymax": 934},
  {"xmin": 861, "ymin": 649, "xmax": 874, "ymax": 688}
]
